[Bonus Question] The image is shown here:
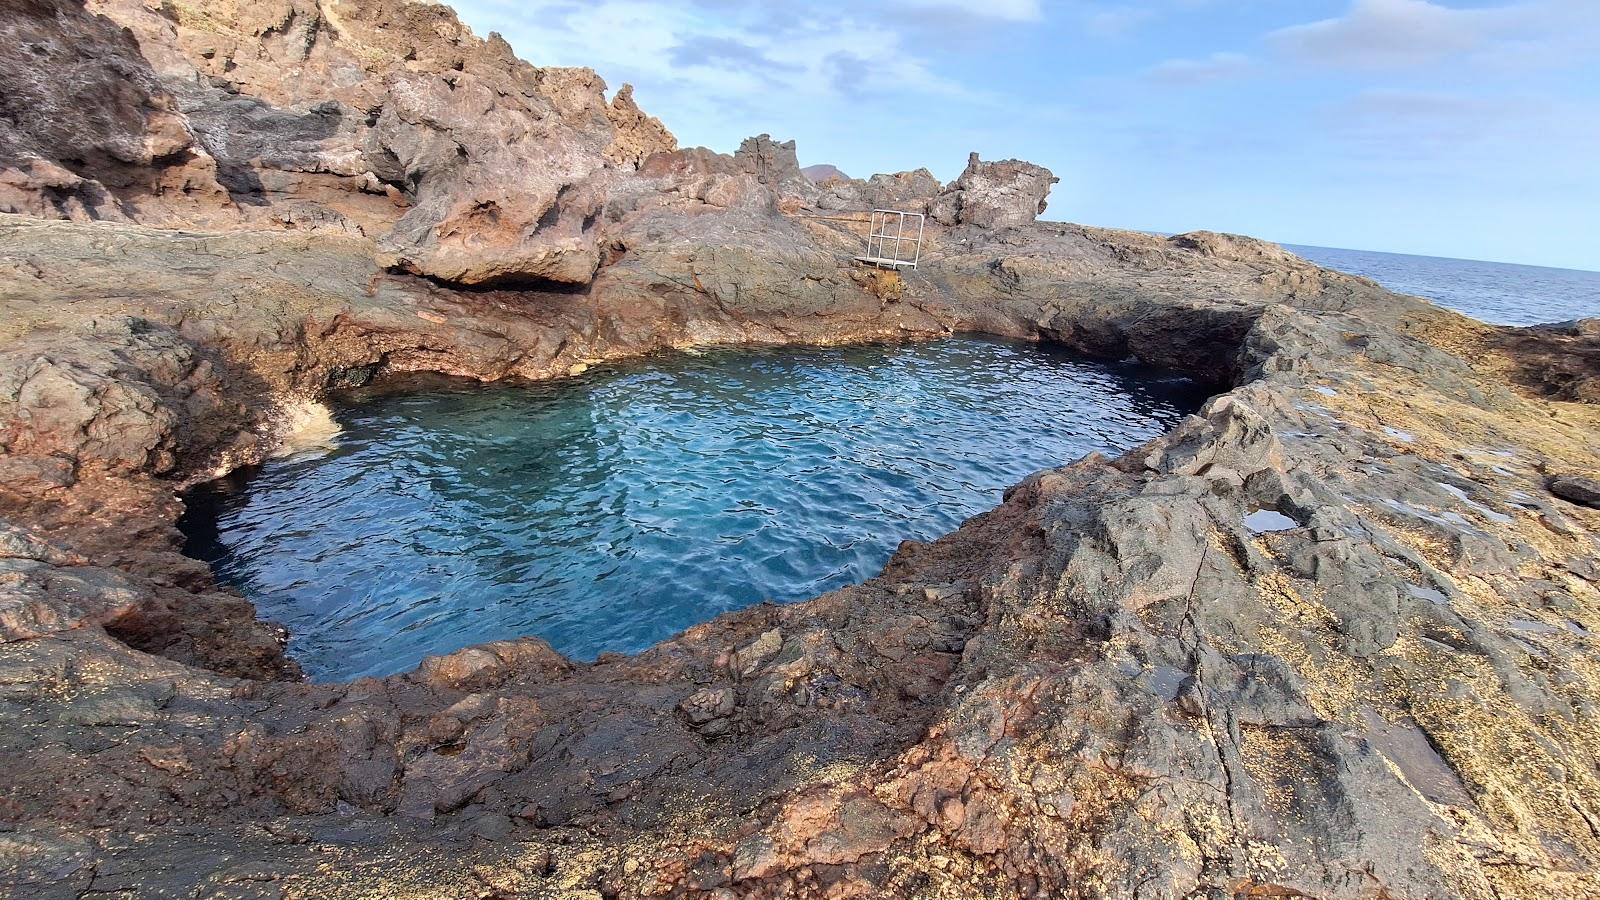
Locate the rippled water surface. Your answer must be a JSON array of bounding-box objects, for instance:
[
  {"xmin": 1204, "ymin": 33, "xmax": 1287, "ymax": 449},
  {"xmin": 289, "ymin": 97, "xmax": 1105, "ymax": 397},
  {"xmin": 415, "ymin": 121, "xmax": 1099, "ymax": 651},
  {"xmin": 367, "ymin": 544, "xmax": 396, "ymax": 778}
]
[
  {"xmin": 1288, "ymin": 244, "xmax": 1599, "ymax": 326},
  {"xmin": 183, "ymin": 338, "xmax": 1208, "ymax": 680}
]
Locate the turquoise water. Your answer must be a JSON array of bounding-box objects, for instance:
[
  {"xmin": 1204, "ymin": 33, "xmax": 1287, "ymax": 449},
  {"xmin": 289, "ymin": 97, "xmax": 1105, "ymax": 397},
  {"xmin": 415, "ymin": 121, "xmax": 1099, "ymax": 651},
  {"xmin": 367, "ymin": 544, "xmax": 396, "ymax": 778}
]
[
  {"xmin": 1289, "ymin": 244, "xmax": 1599, "ymax": 326},
  {"xmin": 182, "ymin": 338, "xmax": 1207, "ymax": 681}
]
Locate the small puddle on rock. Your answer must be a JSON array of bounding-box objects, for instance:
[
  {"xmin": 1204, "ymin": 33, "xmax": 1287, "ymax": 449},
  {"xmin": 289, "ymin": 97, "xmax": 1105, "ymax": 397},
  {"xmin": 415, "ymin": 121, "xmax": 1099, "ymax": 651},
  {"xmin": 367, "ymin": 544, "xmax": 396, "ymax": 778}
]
[
  {"xmin": 1244, "ymin": 509, "xmax": 1300, "ymax": 534},
  {"xmin": 1507, "ymin": 618, "xmax": 1563, "ymax": 636},
  {"xmin": 1436, "ymin": 481, "xmax": 1514, "ymax": 525},
  {"xmin": 1406, "ymin": 584, "xmax": 1450, "ymax": 605},
  {"xmin": 1142, "ymin": 665, "xmax": 1190, "ymax": 701},
  {"xmin": 182, "ymin": 338, "xmax": 1210, "ymax": 681}
]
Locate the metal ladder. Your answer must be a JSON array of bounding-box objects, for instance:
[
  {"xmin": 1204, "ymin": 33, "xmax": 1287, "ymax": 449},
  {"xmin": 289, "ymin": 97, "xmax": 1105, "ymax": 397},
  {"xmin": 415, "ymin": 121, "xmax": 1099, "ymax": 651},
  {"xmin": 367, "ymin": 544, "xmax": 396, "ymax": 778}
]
[{"xmin": 853, "ymin": 209, "xmax": 925, "ymax": 270}]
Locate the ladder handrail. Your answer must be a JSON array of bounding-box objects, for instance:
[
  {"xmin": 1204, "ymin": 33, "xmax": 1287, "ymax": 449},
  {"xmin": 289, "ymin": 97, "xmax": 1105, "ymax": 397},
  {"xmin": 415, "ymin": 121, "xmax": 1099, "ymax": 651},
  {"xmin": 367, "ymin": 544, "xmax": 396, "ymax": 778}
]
[{"xmin": 861, "ymin": 209, "xmax": 924, "ymax": 270}]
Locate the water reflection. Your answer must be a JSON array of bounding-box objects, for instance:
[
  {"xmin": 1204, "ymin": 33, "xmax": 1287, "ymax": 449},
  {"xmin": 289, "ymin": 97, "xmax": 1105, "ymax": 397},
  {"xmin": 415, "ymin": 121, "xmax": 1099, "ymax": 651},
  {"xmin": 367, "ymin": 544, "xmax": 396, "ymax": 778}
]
[{"xmin": 182, "ymin": 338, "xmax": 1209, "ymax": 680}]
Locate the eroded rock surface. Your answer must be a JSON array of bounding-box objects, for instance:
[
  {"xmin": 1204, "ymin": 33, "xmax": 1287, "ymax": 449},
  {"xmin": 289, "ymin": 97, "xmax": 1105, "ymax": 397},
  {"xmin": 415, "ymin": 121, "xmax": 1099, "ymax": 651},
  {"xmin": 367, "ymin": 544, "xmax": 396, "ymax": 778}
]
[
  {"xmin": 931, "ymin": 152, "xmax": 1059, "ymax": 228},
  {"xmin": 1549, "ymin": 475, "xmax": 1600, "ymax": 509},
  {"xmin": 4, "ymin": 0, "xmax": 678, "ymax": 285},
  {"xmin": 2, "ymin": 2, "xmax": 1599, "ymax": 899}
]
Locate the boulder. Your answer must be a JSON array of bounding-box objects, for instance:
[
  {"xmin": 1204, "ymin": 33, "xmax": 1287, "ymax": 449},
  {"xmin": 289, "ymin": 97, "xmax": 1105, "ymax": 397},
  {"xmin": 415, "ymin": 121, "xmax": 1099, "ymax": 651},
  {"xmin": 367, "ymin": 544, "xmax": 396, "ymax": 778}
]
[
  {"xmin": 930, "ymin": 152, "xmax": 1058, "ymax": 227},
  {"xmin": 1548, "ymin": 475, "xmax": 1600, "ymax": 508}
]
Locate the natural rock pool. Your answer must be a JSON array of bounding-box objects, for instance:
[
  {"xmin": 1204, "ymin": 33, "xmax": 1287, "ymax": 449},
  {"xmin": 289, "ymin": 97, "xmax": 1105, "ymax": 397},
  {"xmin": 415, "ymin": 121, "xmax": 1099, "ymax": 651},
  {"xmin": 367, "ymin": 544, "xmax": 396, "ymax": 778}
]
[{"xmin": 182, "ymin": 338, "xmax": 1209, "ymax": 680}]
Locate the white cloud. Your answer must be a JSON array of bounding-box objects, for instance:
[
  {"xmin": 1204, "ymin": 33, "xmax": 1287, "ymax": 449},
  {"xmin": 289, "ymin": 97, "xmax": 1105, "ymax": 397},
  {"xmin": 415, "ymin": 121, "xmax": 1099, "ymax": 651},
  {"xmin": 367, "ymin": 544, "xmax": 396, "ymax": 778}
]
[
  {"xmin": 896, "ymin": 0, "xmax": 1043, "ymax": 22},
  {"xmin": 1268, "ymin": 0, "xmax": 1591, "ymax": 70},
  {"xmin": 1329, "ymin": 90, "xmax": 1536, "ymax": 147},
  {"xmin": 1084, "ymin": 6, "xmax": 1157, "ymax": 37},
  {"xmin": 466, "ymin": 1, "xmax": 973, "ymax": 100},
  {"xmin": 452, "ymin": 0, "xmax": 995, "ymax": 161},
  {"xmin": 1146, "ymin": 51, "xmax": 1251, "ymax": 84},
  {"xmin": 1314, "ymin": 88, "xmax": 1600, "ymax": 195}
]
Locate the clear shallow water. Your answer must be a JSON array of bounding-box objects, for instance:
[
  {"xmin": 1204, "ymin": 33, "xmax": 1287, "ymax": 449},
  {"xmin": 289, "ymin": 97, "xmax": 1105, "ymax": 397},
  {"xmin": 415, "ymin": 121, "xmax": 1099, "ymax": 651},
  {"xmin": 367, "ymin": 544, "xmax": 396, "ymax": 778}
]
[
  {"xmin": 183, "ymin": 338, "xmax": 1208, "ymax": 681},
  {"xmin": 1288, "ymin": 244, "xmax": 1599, "ymax": 326}
]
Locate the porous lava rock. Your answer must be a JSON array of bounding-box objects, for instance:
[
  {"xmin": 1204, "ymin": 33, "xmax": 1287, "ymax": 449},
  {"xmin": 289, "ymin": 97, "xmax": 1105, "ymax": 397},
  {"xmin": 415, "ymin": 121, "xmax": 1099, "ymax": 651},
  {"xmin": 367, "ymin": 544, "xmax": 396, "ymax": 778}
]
[
  {"xmin": 930, "ymin": 152, "xmax": 1059, "ymax": 227},
  {"xmin": 5, "ymin": 0, "xmax": 678, "ymax": 284},
  {"xmin": 1549, "ymin": 475, "xmax": 1600, "ymax": 508},
  {"xmin": 1, "ymin": 2, "xmax": 1599, "ymax": 899},
  {"xmin": 813, "ymin": 168, "xmax": 945, "ymax": 214},
  {"xmin": 0, "ymin": 0, "xmax": 222, "ymax": 222}
]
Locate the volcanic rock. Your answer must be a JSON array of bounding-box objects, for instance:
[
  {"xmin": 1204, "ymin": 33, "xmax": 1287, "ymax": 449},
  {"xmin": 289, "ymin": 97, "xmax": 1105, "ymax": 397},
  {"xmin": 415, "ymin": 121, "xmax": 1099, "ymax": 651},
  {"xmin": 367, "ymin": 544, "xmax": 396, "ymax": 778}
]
[
  {"xmin": 0, "ymin": 2, "xmax": 1598, "ymax": 899},
  {"xmin": 4, "ymin": 0, "xmax": 678, "ymax": 286},
  {"xmin": 814, "ymin": 167, "xmax": 945, "ymax": 213},
  {"xmin": 1549, "ymin": 475, "xmax": 1600, "ymax": 508},
  {"xmin": 930, "ymin": 152, "xmax": 1059, "ymax": 227}
]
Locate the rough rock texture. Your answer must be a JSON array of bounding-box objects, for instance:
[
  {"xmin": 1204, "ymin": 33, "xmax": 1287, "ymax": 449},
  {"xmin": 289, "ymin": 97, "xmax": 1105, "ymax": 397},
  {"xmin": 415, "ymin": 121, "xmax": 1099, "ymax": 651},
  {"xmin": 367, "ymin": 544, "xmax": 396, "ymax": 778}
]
[
  {"xmin": 733, "ymin": 134, "xmax": 818, "ymax": 202},
  {"xmin": 0, "ymin": 0, "xmax": 223, "ymax": 222},
  {"xmin": 931, "ymin": 152, "xmax": 1059, "ymax": 227},
  {"xmin": 3, "ymin": 0, "xmax": 677, "ymax": 284},
  {"xmin": 1495, "ymin": 317, "xmax": 1600, "ymax": 403},
  {"xmin": 1549, "ymin": 475, "xmax": 1600, "ymax": 509},
  {"xmin": 814, "ymin": 168, "xmax": 945, "ymax": 214},
  {"xmin": 3, "ymin": 3, "xmax": 1600, "ymax": 899},
  {"xmin": 605, "ymin": 85, "xmax": 677, "ymax": 168}
]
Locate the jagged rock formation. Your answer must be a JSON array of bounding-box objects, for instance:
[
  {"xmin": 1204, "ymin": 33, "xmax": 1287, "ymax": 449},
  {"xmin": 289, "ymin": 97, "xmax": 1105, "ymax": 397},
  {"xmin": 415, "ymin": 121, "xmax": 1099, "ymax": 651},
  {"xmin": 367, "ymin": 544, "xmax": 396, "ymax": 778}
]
[
  {"xmin": 813, "ymin": 168, "xmax": 946, "ymax": 215},
  {"xmin": 2, "ymin": 0, "xmax": 677, "ymax": 285},
  {"xmin": 0, "ymin": 0, "xmax": 220, "ymax": 221},
  {"xmin": 733, "ymin": 134, "xmax": 817, "ymax": 202},
  {"xmin": 931, "ymin": 152, "xmax": 1059, "ymax": 228},
  {"xmin": 2, "ymin": 2, "xmax": 1600, "ymax": 899},
  {"xmin": 805, "ymin": 153, "xmax": 1057, "ymax": 226}
]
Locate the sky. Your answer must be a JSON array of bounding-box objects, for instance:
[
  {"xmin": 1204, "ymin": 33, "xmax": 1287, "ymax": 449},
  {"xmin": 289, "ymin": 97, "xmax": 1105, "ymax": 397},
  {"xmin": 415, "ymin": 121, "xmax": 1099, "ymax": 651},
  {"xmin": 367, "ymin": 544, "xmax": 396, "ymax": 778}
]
[{"xmin": 448, "ymin": 0, "xmax": 1600, "ymax": 270}]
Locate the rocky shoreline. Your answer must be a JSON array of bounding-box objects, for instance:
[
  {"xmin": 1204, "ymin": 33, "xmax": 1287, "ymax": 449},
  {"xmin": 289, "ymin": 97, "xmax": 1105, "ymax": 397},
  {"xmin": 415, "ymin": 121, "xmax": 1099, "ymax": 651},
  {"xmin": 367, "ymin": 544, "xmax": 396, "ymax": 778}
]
[{"xmin": 3, "ymin": 1, "xmax": 1600, "ymax": 897}]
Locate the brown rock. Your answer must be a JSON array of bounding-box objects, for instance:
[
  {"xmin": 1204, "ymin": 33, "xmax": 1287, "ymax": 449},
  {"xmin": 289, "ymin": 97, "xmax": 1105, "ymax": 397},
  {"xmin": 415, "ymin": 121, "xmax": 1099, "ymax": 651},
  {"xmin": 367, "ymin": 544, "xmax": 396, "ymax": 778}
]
[
  {"xmin": 735, "ymin": 628, "xmax": 784, "ymax": 677},
  {"xmin": 605, "ymin": 84, "xmax": 677, "ymax": 168},
  {"xmin": 0, "ymin": 6, "xmax": 1596, "ymax": 897},
  {"xmin": 1548, "ymin": 475, "xmax": 1600, "ymax": 508},
  {"xmin": 679, "ymin": 687, "xmax": 736, "ymax": 725},
  {"xmin": 930, "ymin": 152, "xmax": 1058, "ymax": 227}
]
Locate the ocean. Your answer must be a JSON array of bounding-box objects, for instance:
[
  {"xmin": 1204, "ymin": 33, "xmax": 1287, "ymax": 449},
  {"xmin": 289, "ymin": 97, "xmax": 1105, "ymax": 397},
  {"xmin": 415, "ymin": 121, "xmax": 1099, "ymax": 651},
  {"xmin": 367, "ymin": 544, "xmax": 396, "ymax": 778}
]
[{"xmin": 1288, "ymin": 244, "xmax": 1599, "ymax": 327}]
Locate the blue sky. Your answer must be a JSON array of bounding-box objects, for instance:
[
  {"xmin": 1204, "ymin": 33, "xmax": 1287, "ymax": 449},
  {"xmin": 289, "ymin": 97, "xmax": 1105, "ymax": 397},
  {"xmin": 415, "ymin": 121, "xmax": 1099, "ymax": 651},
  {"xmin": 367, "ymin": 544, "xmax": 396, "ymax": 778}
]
[{"xmin": 451, "ymin": 0, "xmax": 1599, "ymax": 270}]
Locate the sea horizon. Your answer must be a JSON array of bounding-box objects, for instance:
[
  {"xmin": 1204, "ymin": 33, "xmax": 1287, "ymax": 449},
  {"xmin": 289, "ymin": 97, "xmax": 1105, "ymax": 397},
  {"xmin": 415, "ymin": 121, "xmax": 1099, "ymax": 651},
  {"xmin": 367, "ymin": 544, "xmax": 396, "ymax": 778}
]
[
  {"xmin": 1123, "ymin": 227, "xmax": 1599, "ymax": 276},
  {"xmin": 1284, "ymin": 242, "xmax": 1600, "ymax": 277}
]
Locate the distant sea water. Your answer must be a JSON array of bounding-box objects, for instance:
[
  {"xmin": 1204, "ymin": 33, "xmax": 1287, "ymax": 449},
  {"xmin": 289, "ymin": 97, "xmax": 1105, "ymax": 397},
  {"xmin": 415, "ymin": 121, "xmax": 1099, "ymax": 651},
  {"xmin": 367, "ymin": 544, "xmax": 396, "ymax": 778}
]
[{"xmin": 1287, "ymin": 244, "xmax": 1599, "ymax": 327}]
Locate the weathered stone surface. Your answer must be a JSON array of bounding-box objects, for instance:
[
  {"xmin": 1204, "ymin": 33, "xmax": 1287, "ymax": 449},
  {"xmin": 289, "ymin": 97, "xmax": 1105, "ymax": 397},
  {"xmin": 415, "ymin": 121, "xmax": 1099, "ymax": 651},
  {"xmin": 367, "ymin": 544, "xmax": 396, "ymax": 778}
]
[
  {"xmin": 604, "ymin": 84, "xmax": 676, "ymax": 168},
  {"xmin": 1549, "ymin": 475, "xmax": 1600, "ymax": 508},
  {"xmin": 734, "ymin": 134, "xmax": 818, "ymax": 203},
  {"xmin": 1, "ymin": 3, "xmax": 1598, "ymax": 899},
  {"xmin": 930, "ymin": 152, "xmax": 1058, "ymax": 227},
  {"xmin": 814, "ymin": 168, "xmax": 944, "ymax": 213},
  {"xmin": 1496, "ymin": 317, "xmax": 1600, "ymax": 403},
  {"xmin": 0, "ymin": 0, "xmax": 226, "ymax": 223},
  {"xmin": 4, "ymin": 0, "xmax": 678, "ymax": 286}
]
